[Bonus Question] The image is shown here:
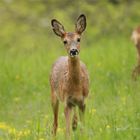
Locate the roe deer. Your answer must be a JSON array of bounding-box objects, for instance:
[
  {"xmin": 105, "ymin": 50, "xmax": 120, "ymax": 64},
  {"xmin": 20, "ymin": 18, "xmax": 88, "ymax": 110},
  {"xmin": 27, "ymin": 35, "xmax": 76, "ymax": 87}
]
[
  {"xmin": 50, "ymin": 14, "xmax": 89, "ymax": 136},
  {"xmin": 131, "ymin": 26, "xmax": 140, "ymax": 80}
]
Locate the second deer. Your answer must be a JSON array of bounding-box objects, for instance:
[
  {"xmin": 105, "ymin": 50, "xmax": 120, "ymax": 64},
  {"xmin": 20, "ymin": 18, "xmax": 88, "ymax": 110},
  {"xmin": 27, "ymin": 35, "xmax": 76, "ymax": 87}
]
[
  {"xmin": 50, "ymin": 14, "xmax": 89, "ymax": 136},
  {"xmin": 131, "ymin": 26, "xmax": 140, "ymax": 80}
]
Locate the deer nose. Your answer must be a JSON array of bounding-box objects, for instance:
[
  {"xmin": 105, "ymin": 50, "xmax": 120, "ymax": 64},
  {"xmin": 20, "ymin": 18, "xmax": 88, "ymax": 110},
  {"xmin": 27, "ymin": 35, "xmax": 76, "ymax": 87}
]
[{"xmin": 70, "ymin": 49, "xmax": 79, "ymax": 57}]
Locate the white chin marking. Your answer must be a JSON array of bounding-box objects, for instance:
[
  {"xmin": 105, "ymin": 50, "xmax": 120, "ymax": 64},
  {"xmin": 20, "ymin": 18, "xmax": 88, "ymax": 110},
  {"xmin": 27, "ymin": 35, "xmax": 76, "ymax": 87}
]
[{"xmin": 70, "ymin": 54, "xmax": 77, "ymax": 57}]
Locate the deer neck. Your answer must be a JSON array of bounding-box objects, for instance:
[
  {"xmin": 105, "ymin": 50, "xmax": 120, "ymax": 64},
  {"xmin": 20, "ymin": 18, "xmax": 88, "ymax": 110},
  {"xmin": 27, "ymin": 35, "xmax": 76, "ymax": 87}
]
[{"xmin": 68, "ymin": 56, "xmax": 81, "ymax": 84}]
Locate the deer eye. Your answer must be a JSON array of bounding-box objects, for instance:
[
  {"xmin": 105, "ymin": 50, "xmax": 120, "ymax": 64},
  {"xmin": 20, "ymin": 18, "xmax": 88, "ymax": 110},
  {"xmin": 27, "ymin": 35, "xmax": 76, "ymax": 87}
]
[
  {"xmin": 63, "ymin": 40, "xmax": 67, "ymax": 45},
  {"xmin": 77, "ymin": 38, "xmax": 80, "ymax": 42}
]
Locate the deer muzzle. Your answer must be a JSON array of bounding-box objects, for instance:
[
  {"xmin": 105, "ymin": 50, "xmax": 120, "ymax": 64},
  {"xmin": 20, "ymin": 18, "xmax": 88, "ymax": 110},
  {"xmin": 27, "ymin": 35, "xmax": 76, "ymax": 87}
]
[{"xmin": 70, "ymin": 49, "xmax": 79, "ymax": 57}]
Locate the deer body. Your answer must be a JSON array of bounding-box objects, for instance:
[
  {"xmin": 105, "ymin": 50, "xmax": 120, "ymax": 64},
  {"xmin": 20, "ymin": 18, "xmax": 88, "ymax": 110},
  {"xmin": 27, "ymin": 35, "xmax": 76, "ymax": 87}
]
[
  {"xmin": 50, "ymin": 56, "xmax": 88, "ymax": 104},
  {"xmin": 131, "ymin": 26, "xmax": 140, "ymax": 80},
  {"xmin": 50, "ymin": 15, "xmax": 89, "ymax": 136}
]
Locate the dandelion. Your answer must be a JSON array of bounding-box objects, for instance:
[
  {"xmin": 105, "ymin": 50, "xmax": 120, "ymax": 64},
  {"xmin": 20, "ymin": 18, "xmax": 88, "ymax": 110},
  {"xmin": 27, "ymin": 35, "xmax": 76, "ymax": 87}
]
[
  {"xmin": 106, "ymin": 125, "xmax": 111, "ymax": 129},
  {"xmin": 0, "ymin": 122, "xmax": 31, "ymax": 139},
  {"xmin": 39, "ymin": 138, "xmax": 45, "ymax": 140},
  {"xmin": 16, "ymin": 129, "xmax": 30, "ymax": 138},
  {"xmin": 44, "ymin": 115, "xmax": 48, "ymax": 120},
  {"xmin": 17, "ymin": 130, "xmax": 24, "ymax": 137},
  {"xmin": 0, "ymin": 122, "xmax": 10, "ymax": 130},
  {"xmin": 92, "ymin": 108, "xmax": 96, "ymax": 113},
  {"xmin": 8, "ymin": 128, "xmax": 17, "ymax": 135},
  {"xmin": 57, "ymin": 127, "xmax": 64, "ymax": 133}
]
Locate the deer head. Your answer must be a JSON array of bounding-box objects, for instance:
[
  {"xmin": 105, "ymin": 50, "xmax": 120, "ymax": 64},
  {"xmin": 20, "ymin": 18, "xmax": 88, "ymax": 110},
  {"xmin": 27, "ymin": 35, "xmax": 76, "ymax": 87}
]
[{"xmin": 51, "ymin": 14, "xmax": 86, "ymax": 58}]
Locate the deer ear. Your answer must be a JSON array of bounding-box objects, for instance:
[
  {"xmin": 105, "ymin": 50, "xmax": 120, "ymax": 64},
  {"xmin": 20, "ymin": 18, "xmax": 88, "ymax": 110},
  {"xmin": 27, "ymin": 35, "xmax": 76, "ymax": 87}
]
[
  {"xmin": 75, "ymin": 14, "xmax": 86, "ymax": 34},
  {"xmin": 51, "ymin": 19, "xmax": 65, "ymax": 37}
]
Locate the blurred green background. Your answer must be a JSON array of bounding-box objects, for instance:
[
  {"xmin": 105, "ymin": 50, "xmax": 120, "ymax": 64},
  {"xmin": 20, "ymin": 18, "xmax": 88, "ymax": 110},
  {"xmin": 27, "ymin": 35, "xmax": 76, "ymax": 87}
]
[
  {"xmin": 0, "ymin": 0, "xmax": 140, "ymax": 140},
  {"xmin": 1, "ymin": 0, "xmax": 140, "ymax": 50}
]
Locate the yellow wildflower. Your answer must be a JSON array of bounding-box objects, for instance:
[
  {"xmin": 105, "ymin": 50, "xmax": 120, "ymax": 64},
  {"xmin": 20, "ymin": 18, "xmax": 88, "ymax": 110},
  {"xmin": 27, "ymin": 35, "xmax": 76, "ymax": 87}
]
[
  {"xmin": 39, "ymin": 138, "xmax": 45, "ymax": 140},
  {"xmin": 8, "ymin": 128, "xmax": 17, "ymax": 135},
  {"xmin": 44, "ymin": 115, "xmax": 48, "ymax": 120},
  {"xmin": 106, "ymin": 125, "xmax": 111, "ymax": 129},
  {"xmin": 57, "ymin": 127, "xmax": 64, "ymax": 133},
  {"xmin": 17, "ymin": 130, "xmax": 24, "ymax": 137},
  {"xmin": 92, "ymin": 108, "xmax": 96, "ymax": 113},
  {"xmin": 0, "ymin": 122, "xmax": 9, "ymax": 130}
]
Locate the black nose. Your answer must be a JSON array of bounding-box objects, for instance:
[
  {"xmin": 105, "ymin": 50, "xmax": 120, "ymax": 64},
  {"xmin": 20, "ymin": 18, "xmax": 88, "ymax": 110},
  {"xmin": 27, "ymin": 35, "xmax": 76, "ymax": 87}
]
[{"xmin": 70, "ymin": 49, "xmax": 79, "ymax": 56}]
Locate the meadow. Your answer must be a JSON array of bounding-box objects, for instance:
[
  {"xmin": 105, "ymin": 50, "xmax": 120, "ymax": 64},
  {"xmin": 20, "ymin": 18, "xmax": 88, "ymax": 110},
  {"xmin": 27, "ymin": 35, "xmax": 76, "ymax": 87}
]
[
  {"xmin": 0, "ymin": 1, "xmax": 140, "ymax": 140},
  {"xmin": 0, "ymin": 36, "xmax": 140, "ymax": 140}
]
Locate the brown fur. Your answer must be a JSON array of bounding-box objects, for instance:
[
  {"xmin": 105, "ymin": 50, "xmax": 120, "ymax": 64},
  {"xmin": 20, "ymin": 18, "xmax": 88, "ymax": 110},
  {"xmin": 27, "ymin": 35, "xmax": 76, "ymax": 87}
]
[
  {"xmin": 50, "ymin": 14, "xmax": 89, "ymax": 136},
  {"xmin": 131, "ymin": 26, "xmax": 140, "ymax": 80}
]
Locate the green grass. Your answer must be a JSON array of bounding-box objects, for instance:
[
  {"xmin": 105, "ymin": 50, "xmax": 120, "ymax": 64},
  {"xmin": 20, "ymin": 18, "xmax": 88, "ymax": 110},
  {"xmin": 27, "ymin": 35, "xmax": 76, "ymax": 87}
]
[{"xmin": 0, "ymin": 36, "xmax": 140, "ymax": 140}]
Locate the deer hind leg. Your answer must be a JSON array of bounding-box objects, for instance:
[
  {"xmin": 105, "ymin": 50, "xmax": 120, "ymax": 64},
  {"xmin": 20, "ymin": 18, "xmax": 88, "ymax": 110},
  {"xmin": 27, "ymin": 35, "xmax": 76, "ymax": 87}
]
[
  {"xmin": 72, "ymin": 107, "xmax": 78, "ymax": 131},
  {"xmin": 51, "ymin": 91, "xmax": 59, "ymax": 136},
  {"xmin": 132, "ymin": 65, "xmax": 140, "ymax": 80},
  {"xmin": 79, "ymin": 103, "xmax": 86, "ymax": 129}
]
